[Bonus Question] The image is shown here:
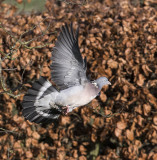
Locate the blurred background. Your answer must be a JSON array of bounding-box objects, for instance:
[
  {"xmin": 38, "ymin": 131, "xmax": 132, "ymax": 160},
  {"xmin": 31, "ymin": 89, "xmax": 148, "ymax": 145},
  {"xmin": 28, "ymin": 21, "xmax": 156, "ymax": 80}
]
[{"xmin": 0, "ymin": 0, "xmax": 157, "ymax": 159}]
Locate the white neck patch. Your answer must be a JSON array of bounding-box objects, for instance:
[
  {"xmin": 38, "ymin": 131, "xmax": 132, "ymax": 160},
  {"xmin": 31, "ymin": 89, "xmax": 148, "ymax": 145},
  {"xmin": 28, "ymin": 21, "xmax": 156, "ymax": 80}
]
[{"xmin": 92, "ymin": 81, "xmax": 98, "ymax": 88}]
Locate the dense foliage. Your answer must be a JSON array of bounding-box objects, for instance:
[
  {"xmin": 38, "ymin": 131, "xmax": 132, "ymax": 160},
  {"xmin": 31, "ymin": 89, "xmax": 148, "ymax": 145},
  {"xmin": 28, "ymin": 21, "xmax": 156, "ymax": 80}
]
[{"xmin": 0, "ymin": 0, "xmax": 156, "ymax": 159}]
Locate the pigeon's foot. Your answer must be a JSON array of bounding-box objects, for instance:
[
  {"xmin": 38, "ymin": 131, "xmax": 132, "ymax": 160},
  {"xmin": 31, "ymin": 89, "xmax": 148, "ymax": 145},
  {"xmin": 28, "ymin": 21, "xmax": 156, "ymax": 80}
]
[{"xmin": 62, "ymin": 106, "xmax": 69, "ymax": 115}]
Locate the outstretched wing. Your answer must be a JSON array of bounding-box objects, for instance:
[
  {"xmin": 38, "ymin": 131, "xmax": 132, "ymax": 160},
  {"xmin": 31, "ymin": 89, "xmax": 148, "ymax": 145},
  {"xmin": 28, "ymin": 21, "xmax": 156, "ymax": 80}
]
[{"xmin": 50, "ymin": 23, "xmax": 88, "ymax": 90}]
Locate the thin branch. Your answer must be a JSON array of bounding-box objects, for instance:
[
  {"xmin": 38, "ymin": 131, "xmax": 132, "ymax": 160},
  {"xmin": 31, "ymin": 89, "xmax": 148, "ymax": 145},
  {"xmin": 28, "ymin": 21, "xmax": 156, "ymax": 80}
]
[
  {"xmin": 89, "ymin": 105, "xmax": 124, "ymax": 118},
  {"xmin": 0, "ymin": 127, "xmax": 17, "ymax": 134},
  {"xmin": 0, "ymin": 56, "xmax": 22, "ymax": 98},
  {"xmin": 2, "ymin": 68, "xmax": 17, "ymax": 71},
  {"xmin": 0, "ymin": 19, "xmax": 55, "ymax": 98},
  {"xmin": 56, "ymin": 0, "xmax": 87, "ymax": 5}
]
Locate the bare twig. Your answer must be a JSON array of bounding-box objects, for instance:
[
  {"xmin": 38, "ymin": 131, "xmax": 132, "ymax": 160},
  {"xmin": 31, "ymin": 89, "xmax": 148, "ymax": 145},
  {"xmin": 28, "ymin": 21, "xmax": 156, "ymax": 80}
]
[
  {"xmin": 0, "ymin": 127, "xmax": 17, "ymax": 134},
  {"xmin": 56, "ymin": 0, "xmax": 87, "ymax": 5},
  {"xmin": 89, "ymin": 105, "xmax": 124, "ymax": 118},
  {"xmin": 0, "ymin": 19, "xmax": 55, "ymax": 98},
  {"xmin": 0, "ymin": 57, "xmax": 21, "ymax": 98}
]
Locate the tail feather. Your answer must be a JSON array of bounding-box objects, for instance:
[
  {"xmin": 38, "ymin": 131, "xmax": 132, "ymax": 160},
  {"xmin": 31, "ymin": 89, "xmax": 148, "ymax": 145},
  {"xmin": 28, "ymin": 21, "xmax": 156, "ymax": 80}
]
[
  {"xmin": 23, "ymin": 107, "xmax": 35, "ymax": 115},
  {"xmin": 22, "ymin": 102, "xmax": 34, "ymax": 108},
  {"xmin": 22, "ymin": 77, "xmax": 61, "ymax": 124},
  {"xmin": 23, "ymin": 95, "xmax": 37, "ymax": 101},
  {"xmin": 27, "ymin": 89, "xmax": 39, "ymax": 95}
]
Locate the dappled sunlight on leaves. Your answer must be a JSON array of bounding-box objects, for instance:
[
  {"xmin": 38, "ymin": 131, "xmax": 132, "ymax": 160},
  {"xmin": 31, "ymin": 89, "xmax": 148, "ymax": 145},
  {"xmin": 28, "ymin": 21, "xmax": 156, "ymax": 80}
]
[{"xmin": 0, "ymin": 0, "xmax": 157, "ymax": 159}]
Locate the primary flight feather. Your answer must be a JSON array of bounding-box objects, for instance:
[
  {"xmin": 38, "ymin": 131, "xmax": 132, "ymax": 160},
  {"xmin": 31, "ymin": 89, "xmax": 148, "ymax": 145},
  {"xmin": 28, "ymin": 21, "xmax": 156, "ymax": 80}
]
[{"xmin": 22, "ymin": 23, "xmax": 111, "ymax": 124}]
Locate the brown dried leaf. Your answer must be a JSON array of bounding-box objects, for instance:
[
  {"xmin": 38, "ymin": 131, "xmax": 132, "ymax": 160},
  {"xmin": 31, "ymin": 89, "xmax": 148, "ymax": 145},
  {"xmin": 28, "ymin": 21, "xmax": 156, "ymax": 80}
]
[
  {"xmin": 26, "ymin": 127, "xmax": 33, "ymax": 137},
  {"xmin": 153, "ymin": 115, "xmax": 157, "ymax": 126},
  {"xmin": 32, "ymin": 131, "xmax": 40, "ymax": 139},
  {"xmin": 117, "ymin": 121, "xmax": 127, "ymax": 130},
  {"xmin": 79, "ymin": 156, "xmax": 87, "ymax": 160},
  {"xmin": 100, "ymin": 92, "xmax": 107, "ymax": 102},
  {"xmin": 60, "ymin": 116, "xmax": 71, "ymax": 126},
  {"xmin": 26, "ymin": 151, "xmax": 33, "ymax": 158},
  {"xmin": 126, "ymin": 129, "xmax": 134, "ymax": 141},
  {"xmin": 72, "ymin": 141, "xmax": 78, "ymax": 147},
  {"xmin": 91, "ymin": 133, "xmax": 97, "ymax": 142},
  {"xmin": 107, "ymin": 59, "xmax": 118, "ymax": 69},
  {"xmin": 142, "ymin": 64, "xmax": 152, "ymax": 76},
  {"xmin": 137, "ymin": 74, "xmax": 145, "ymax": 86},
  {"xmin": 115, "ymin": 128, "xmax": 122, "ymax": 137},
  {"xmin": 143, "ymin": 104, "xmax": 151, "ymax": 116}
]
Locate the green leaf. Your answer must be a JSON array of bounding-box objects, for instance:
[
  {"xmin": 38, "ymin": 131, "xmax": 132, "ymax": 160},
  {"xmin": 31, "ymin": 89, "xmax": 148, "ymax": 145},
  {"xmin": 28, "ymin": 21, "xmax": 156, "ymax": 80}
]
[
  {"xmin": 89, "ymin": 143, "xmax": 100, "ymax": 160},
  {"xmin": 3, "ymin": 0, "xmax": 46, "ymax": 14}
]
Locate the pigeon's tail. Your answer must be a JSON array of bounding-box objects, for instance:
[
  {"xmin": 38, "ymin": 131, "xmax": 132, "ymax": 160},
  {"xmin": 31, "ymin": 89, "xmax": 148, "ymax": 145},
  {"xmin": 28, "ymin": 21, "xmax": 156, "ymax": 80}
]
[{"xmin": 22, "ymin": 77, "xmax": 61, "ymax": 124}]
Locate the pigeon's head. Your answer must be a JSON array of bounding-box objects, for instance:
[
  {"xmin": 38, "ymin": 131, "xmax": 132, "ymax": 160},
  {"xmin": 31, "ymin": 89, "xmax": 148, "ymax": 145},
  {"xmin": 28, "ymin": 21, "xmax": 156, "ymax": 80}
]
[{"xmin": 95, "ymin": 77, "xmax": 111, "ymax": 89}]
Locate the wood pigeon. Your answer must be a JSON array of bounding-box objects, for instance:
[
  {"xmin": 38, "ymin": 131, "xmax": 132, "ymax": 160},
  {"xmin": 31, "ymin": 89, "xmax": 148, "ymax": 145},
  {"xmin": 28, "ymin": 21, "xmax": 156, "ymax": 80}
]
[{"xmin": 22, "ymin": 23, "xmax": 111, "ymax": 124}]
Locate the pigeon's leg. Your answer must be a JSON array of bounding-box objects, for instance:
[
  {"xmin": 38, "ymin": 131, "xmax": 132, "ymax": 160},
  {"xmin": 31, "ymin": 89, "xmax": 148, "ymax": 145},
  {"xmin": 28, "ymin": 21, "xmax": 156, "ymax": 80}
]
[{"xmin": 62, "ymin": 106, "xmax": 70, "ymax": 115}]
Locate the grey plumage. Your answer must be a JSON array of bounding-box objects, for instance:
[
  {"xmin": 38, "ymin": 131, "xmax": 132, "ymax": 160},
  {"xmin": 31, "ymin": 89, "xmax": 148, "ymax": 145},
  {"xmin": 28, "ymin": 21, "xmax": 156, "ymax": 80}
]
[
  {"xmin": 22, "ymin": 23, "xmax": 111, "ymax": 124},
  {"xmin": 22, "ymin": 77, "xmax": 61, "ymax": 123},
  {"xmin": 50, "ymin": 23, "xmax": 87, "ymax": 90}
]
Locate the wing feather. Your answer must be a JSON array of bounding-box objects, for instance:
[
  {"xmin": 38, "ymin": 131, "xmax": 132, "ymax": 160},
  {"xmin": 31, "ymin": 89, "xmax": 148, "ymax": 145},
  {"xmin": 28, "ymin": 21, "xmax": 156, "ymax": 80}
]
[{"xmin": 51, "ymin": 23, "xmax": 88, "ymax": 90}]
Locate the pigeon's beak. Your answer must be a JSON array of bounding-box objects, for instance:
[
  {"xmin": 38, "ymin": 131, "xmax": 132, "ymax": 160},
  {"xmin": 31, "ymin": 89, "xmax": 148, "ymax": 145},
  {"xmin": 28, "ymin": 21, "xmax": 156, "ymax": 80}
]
[{"xmin": 107, "ymin": 81, "xmax": 111, "ymax": 85}]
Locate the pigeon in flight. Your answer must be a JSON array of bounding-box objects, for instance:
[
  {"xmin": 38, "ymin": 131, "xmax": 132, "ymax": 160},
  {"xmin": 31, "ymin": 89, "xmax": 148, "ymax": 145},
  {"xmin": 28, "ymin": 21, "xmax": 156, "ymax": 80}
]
[{"xmin": 22, "ymin": 23, "xmax": 111, "ymax": 124}]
